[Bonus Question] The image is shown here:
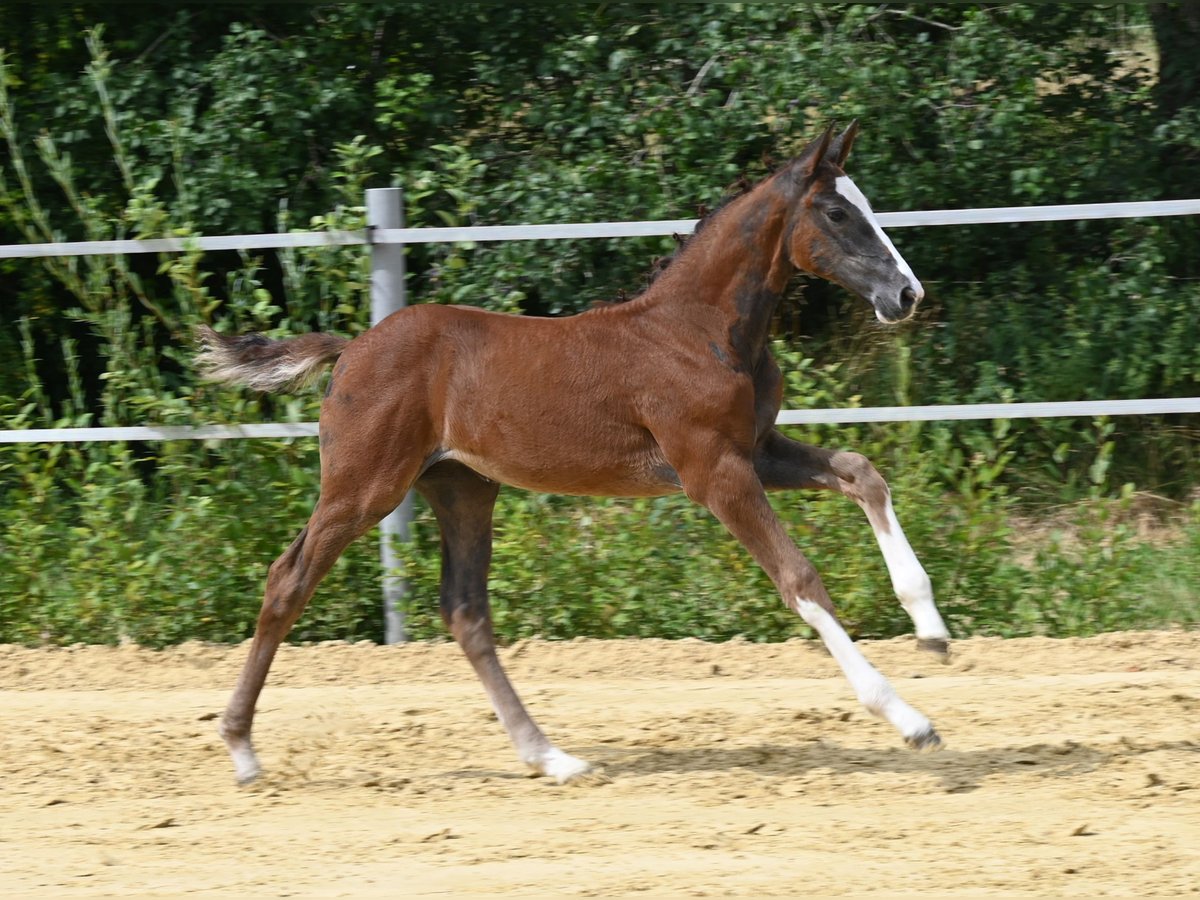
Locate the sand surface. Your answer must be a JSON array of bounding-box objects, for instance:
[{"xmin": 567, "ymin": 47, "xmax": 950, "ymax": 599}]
[{"xmin": 2, "ymin": 631, "xmax": 1198, "ymax": 897}]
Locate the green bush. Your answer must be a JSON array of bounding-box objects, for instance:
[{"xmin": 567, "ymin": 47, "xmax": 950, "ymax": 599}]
[{"xmin": 1, "ymin": 7, "xmax": 1197, "ymax": 646}]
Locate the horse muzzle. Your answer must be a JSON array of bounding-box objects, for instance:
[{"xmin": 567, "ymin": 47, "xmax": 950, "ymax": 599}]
[{"xmin": 874, "ymin": 282, "xmax": 923, "ymax": 324}]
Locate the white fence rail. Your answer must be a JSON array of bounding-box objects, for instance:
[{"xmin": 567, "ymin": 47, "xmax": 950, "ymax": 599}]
[
  {"xmin": 5, "ymin": 198, "xmax": 1200, "ymax": 260},
  {"xmin": 2, "ymin": 196, "xmax": 1198, "ymax": 445},
  {"xmin": 5, "ymin": 396, "xmax": 1200, "ymax": 446}
]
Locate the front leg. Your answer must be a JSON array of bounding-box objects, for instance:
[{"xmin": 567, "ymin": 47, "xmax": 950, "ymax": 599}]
[
  {"xmin": 672, "ymin": 440, "xmax": 940, "ymax": 750},
  {"xmin": 755, "ymin": 429, "xmax": 951, "ymax": 656}
]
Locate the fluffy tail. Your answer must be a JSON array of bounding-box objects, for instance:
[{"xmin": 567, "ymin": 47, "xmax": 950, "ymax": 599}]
[{"xmin": 194, "ymin": 325, "xmax": 349, "ymax": 393}]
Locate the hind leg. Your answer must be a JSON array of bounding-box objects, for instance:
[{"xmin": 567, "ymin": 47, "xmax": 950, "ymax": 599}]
[
  {"xmin": 755, "ymin": 429, "xmax": 951, "ymax": 655},
  {"xmin": 417, "ymin": 463, "xmax": 591, "ymax": 783},
  {"xmin": 220, "ymin": 433, "xmax": 423, "ymax": 784}
]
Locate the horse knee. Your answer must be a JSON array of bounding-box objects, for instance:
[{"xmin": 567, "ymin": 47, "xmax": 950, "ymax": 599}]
[
  {"xmin": 441, "ymin": 590, "xmax": 490, "ymax": 632},
  {"xmin": 444, "ymin": 603, "xmax": 496, "ymax": 659},
  {"xmin": 832, "ymin": 450, "xmax": 881, "ymax": 484},
  {"xmin": 259, "ymin": 580, "xmax": 305, "ymax": 628},
  {"xmin": 832, "ymin": 451, "xmax": 890, "ymax": 507},
  {"xmin": 258, "ymin": 530, "xmax": 315, "ymax": 625},
  {"xmin": 782, "ymin": 564, "xmax": 833, "ymax": 614}
]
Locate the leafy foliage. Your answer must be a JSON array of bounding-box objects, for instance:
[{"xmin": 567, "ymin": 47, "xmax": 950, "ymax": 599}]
[{"xmin": 0, "ymin": 4, "xmax": 1197, "ymax": 646}]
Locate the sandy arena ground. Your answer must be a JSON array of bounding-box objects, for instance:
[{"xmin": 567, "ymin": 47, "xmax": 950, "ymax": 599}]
[{"xmin": 1, "ymin": 631, "xmax": 1198, "ymax": 897}]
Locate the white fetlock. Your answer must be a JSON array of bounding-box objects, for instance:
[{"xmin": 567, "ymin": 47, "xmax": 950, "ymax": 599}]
[
  {"xmin": 220, "ymin": 723, "xmax": 262, "ymax": 785},
  {"xmin": 231, "ymin": 747, "xmax": 262, "ymax": 785}
]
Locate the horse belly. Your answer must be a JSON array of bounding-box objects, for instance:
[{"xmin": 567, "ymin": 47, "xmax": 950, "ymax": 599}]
[{"xmin": 441, "ymin": 445, "xmax": 679, "ymax": 498}]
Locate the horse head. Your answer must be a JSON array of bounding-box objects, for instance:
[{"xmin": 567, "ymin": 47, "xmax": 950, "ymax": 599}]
[{"xmin": 784, "ymin": 122, "xmax": 924, "ymax": 324}]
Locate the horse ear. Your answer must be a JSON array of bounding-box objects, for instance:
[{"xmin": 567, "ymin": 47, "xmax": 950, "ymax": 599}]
[
  {"xmin": 798, "ymin": 123, "xmax": 836, "ymax": 180},
  {"xmin": 827, "ymin": 119, "xmax": 860, "ymax": 168}
]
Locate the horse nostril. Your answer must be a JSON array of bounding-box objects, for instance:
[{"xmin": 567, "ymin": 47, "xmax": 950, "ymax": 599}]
[{"xmin": 899, "ymin": 286, "xmax": 919, "ymax": 312}]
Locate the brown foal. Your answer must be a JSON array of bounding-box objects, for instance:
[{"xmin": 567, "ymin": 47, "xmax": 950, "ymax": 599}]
[{"xmin": 197, "ymin": 123, "xmax": 950, "ymax": 786}]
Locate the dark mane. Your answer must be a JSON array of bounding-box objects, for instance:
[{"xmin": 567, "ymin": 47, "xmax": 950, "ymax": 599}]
[
  {"xmin": 588, "ymin": 145, "xmax": 819, "ymax": 312},
  {"xmin": 648, "ymin": 175, "xmax": 757, "ymax": 279},
  {"xmin": 584, "ymin": 179, "xmax": 756, "ymax": 313}
]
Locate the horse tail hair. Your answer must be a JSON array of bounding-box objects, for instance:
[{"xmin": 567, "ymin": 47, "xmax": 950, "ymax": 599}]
[{"xmin": 194, "ymin": 325, "xmax": 350, "ymax": 393}]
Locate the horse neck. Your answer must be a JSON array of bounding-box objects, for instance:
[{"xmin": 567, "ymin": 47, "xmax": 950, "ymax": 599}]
[{"xmin": 643, "ymin": 176, "xmax": 796, "ymax": 365}]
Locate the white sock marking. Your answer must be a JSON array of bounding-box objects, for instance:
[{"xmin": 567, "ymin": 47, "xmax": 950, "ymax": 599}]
[
  {"xmin": 873, "ymin": 500, "xmax": 949, "ymax": 641},
  {"xmin": 796, "ymin": 599, "xmax": 933, "ymax": 741},
  {"xmin": 834, "ymin": 175, "xmax": 923, "ymax": 299}
]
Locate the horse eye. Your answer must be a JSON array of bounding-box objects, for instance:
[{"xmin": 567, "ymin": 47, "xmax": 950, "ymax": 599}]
[{"xmin": 828, "ymin": 208, "xmax": 847, "ymax": 223}]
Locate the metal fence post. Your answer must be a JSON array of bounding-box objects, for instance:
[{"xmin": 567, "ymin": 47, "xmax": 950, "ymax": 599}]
[{"xmin": 367, "ymin": 187, "xmax": 412, "ymax": 644}]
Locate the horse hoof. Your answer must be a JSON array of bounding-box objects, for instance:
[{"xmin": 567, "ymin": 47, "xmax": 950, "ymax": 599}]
[
  {"xmin": 905, "ymin": 727, "xmax": 943, "ymax": 751},
  {"xmin": 225, "ymin": 740, "xmax": 262, "ymax": 786},
  {"xmin": 564, "ymin": 767, "xmax": 613, "ymax": 787},
  {"xmin": 534, "ymin": 747, "xmax": 594, "ymax": 785},
  {"xmin": 917, "ymin": 637, "xmax": 950, "ymax": 660}
]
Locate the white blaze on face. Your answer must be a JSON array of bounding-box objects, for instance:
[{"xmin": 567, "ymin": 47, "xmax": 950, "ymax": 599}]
[{"xmin": 834, "ymin": 175, "xmax": 924, "ymax": 300}]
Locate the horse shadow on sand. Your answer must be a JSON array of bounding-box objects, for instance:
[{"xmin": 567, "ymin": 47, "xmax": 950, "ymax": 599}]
[{"xmin": 552, "ymin": 737, "xmax": 1117, "ymax": 795}]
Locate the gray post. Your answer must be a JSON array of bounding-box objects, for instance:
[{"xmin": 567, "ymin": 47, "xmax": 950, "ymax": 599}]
[{"xmin": 367, "ymin": 187, "xmax": 412, "ymax": 644}]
